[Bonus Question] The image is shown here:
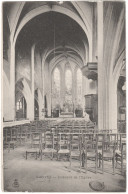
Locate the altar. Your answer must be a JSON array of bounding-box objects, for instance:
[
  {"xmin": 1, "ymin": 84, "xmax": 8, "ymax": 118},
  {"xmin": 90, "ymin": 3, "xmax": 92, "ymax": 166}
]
[{"xmin": 59, "ymin": 103, "xmax": 74, "ymax": 118}]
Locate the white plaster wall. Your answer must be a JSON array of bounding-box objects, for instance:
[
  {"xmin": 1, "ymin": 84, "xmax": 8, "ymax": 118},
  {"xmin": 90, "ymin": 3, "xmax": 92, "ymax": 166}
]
[
  {"xmin": 3, "ymin": 71, "xmax": 12, "ymax": 121},
  {"xmin": 3, "ymin": 59, "xmax": 15, "ymax": 121}
]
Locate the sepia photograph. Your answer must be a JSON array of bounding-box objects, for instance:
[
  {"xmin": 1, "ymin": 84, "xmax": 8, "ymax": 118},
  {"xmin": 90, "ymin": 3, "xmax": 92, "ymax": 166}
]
[{"xmin": 2, "ymin": 0, "xmax": 126, "ymax": 192}]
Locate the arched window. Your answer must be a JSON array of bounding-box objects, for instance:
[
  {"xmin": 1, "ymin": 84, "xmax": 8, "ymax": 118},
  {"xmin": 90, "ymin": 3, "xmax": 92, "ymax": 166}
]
[
  {"xmin": 16, "ymin": 99, "xmax": 22, "ymax": 110},
  {"xmin": 77, "ymin": 68, "xmax": 82, "ymax": 105},
  {"xmin": 65, "ymin": 69, "xmax": 72, "ymax": 92},
  {"xmin": 65, "ymin": 68, "xmax": 72, "ymax": 107},
  {"xmin": 53, "ymin": 67, "xmax": 60, "ymax": 95},
  {"xmin": 52, "ymin": 67, "xmax": 60, "ymax": 108}
]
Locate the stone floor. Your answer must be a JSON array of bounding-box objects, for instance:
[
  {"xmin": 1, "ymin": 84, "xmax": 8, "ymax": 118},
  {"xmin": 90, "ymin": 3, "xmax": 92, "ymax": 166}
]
[{"xmin": 3, "ymin": 146, "xmax": 126, "ymax": 192}]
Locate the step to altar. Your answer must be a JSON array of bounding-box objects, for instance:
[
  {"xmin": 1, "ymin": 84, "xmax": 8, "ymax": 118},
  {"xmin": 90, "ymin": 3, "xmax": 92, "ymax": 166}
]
[{"xmin": 59, "ymin": 112, "xmax": 74, "ymax": 118}]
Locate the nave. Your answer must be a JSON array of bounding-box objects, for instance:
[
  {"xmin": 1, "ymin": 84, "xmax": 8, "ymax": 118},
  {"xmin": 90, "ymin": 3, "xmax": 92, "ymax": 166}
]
[{"xmin": 2, "ymin": 1, "xmax": 126, "ymax": 192}]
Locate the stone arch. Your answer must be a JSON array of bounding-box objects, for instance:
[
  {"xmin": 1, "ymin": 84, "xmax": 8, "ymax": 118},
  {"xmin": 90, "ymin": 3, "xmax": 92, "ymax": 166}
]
[
  {"xmin": 49, "ymin": 55, "xmax": 83, "ymax": 75},
  {"xmin": 16, "ymin": 78, "xmax": 33, "ymax": 119},
  {"xmin": 10, "ymin": 2, "xmax": 25, "ymax": 41},
  {"xmin": 42, "ymin": 45, "xmax": 85, "ymax": 66},
  {"xmin": 108, "ymin": 49, "xmax": 125, "ymax": 131}
]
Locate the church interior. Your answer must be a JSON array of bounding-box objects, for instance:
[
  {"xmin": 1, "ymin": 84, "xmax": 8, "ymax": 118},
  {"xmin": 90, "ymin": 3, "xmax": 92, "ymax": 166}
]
[{"xmin": 2, "ymin": 1, "xmax": 126, "ymax": 192}]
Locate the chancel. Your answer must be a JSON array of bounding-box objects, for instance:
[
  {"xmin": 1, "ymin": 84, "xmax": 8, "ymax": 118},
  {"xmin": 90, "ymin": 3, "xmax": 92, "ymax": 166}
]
[{"xmin": 2, "ymin": 1, "xmax": 126, "ymax": 192}]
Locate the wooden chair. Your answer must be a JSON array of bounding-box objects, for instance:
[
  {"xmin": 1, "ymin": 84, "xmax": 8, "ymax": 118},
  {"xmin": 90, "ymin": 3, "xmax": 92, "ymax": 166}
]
[
  {"xmin": 84, "ymin": 133, "xmax": 98, "ymax": 173},
  {"xmin": 30, "ymin": 122, "xmax": 41, "ymax": 147},
  {"xmin": 26, "ymin": 132, "xmax": 42, "ymax": 160},
  {"xmin": 57, "ymin": 133, "xmax": 70, "ymax": 161},
  {"xmin": 70, "ymin": 133, "xmax": 82, "ymax": 171},
  {"xmin": 115, "ymin": 134, "xmax": 126, "ymax": 175},
  {"xmin": 72, "ymin": 126, "xmax": 81, "ymax": 133},
  {"xmin": 63, "ymin": 127, "xmax": 71, "ymax": 133},
  {"xmin": 42, "ymin": 131, "xmax": 57, "ymax": 160},
  {"xmin": 97, "ymin": 134, "xmax": 104, "ymax": 168},
  {"xmin": 26, "ymin": 149, "xmax": 39, "ymax": 160},
  {"xmin": 31, "ymin": 134, "xmax": 40, "ymax": 148},
  {"xmin": 99, "ymin": 134, "xmax": 116, "ymax": 174},
  {"xmin": 3, "ymin": 127, "xmax": 17, "ymax": 151},
  {"xmin": 30, "ymin": 123, "xmax": 38, "ymax": 136},
  {"xmin": 20, "ymin": 124, "xmax": 29, "ymax": 143}
]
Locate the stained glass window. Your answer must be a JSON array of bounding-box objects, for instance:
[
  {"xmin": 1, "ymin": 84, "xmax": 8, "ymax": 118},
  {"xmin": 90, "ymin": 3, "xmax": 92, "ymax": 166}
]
[
  {"xmin": 65, "ymin": 69, "xmax": 72, "ymax": 92},
  {"xmin": 77, "ymin": 68, "xmax": 82, "ymax": 105},
  {"xmin": 65, "ymin": 69, "xmax": 73, "ymax": 111},
  {"xmin": 52, "ymin": 67, "xmax": 60, "ymax": 109}
]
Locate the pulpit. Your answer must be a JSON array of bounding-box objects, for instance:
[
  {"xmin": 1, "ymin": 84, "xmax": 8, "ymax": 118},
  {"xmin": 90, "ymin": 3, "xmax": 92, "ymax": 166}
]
[{"xmin": 84, "ymin": 94, "xmax": 98, "ymax": 123}]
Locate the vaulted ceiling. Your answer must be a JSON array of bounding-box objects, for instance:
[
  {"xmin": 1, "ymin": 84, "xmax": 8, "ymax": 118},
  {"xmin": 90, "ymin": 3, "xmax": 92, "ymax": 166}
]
[
  {"xmin": 3, "ymin": 1, "xmax": 125, "ymax": 76},
  {"xmin": 3, "ymin": 1, "xmax": 93, "ymax": 68},
  {"xmin": 16, "ymin": 11, "xmax": 88, "ymax": 67}
]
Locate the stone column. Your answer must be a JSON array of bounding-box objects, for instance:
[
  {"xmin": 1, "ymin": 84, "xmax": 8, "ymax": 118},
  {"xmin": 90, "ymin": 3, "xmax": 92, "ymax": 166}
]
[
  {"xmin": 38, "ymin": 89, "xmax": 44, "ymax": 120},
  {"xmin": 97, "ymin": 2, "xmax": 104, "ymax": 130},
  {"xmin": 47, "ymin": 70, "xmax": 52, "ymax": 117},
  {"xmin": 82, "ymin": 76, "xmax": 85, "ymax": 111},
  {"xmin": 92, "ymin": 3, "xmax": 97, "ymax": 62},
  {"xmin": 41, "ymin": 62, "xmax": 45, "ymax": 119},
  {"xmin": 108, "ymin": 78, "xmax": 117, "ymax": 131},
  {"xmin": 9, "ymin": 41, "xmax": 15, "ymax": 121},
  {"xmin": 30, "ymin": 45, "xmax": 35, "ymax": 120},
  {"xmin": 72, "ymin": 68, "xmax": 76, "ymax": 117}
]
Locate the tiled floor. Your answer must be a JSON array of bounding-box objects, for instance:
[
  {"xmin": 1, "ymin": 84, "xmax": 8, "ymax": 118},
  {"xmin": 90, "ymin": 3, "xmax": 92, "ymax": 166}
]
[{"xmin": 3, "ymin": 146, "xmax": 126, "ymax": 192}]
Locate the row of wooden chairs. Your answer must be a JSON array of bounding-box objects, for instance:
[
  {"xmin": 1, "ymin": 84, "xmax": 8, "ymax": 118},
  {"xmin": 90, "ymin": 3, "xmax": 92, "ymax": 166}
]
[
  {"xmin": 3, "ymin": 119, "xmax": 96, "ymax": 151},
  {"xmin": 3, "ymin": 122, "xmax": 123, "ymax": 146},
  {"xmin": 27, "ymin": 132, "xmax": 126, "ymax": 175},
  {"xmin": 3, "ymin": 122, "xmax": 126, "ymax": 175}
]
